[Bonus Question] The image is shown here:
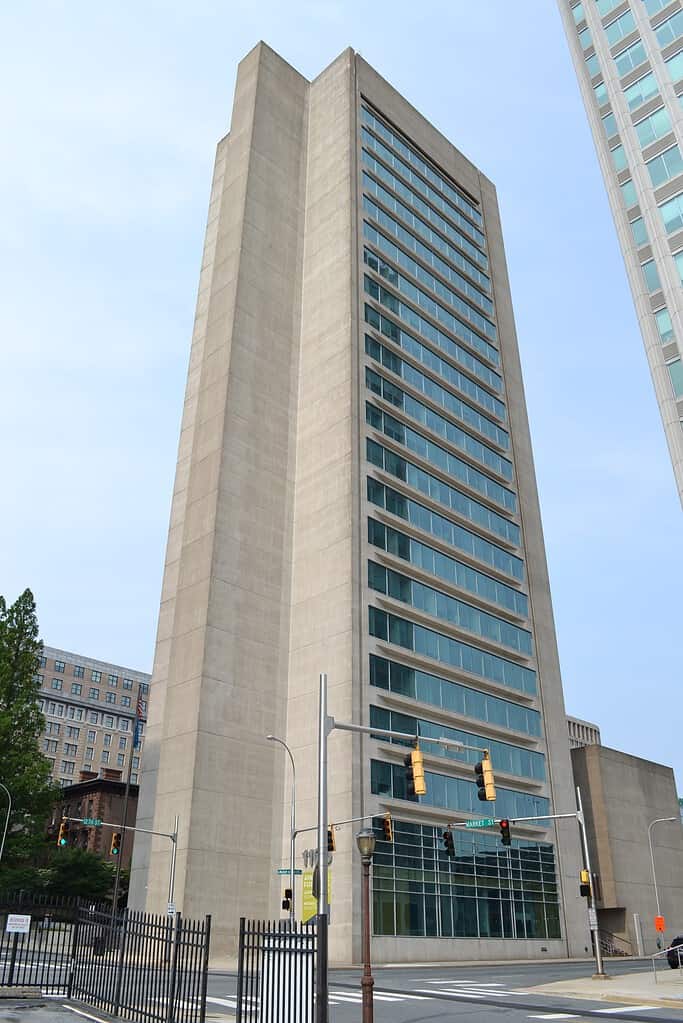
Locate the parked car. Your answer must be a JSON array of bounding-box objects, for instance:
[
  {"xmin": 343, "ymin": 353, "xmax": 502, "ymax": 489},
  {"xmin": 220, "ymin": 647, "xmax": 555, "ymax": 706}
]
[{"xmin": 667, "ymin": 936, "xmax": 683, "ymax": 968}]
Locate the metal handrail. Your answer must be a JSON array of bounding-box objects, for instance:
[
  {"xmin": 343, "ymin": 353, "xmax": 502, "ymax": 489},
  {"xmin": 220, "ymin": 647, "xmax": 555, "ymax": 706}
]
[{"xmin": 651, "ymin": 943, "xmax": 683, "ymax": 983}]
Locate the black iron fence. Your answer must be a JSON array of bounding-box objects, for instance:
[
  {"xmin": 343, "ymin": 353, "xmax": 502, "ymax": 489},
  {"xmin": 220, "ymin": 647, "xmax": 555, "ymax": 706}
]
[
  {"xmin": 0, "ymin": 893, "xmax": 210, "ymax": 1023},
  {"xmin": 236, "ymin": 918, "xmax": 316, "ymax": 1023}
]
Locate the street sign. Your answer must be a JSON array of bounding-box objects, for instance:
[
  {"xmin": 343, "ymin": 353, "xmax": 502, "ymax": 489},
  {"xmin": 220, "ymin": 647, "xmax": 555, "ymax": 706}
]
[
  {"xmin": 167, "ymin": 903, "xmax": 176, "ymax": 917},
  {"xmin": 465, "ymin": 818, "xmax": 496, "ymax": 828},
  {"xmin": 82, "ymin": 818, "xmax": 102, "ymax": 826},
  {"xmin": 277, "ymin": 868, "xmax": 302, "ymax": 875},
  {"xmin": 655, "ymin": 915, "xmax": 666, "ymax": 932},
  {"xmin": 588, "ymin": 907, "xmax": 598, "ymax": 930},
  {"xmin": 6, "ymin": 914, "xmax": 31, "ymax": 934}
]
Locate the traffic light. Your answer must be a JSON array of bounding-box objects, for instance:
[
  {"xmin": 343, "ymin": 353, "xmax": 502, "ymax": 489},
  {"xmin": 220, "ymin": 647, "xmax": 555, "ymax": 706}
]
[
  {"xmin": 327, "ymin": 826, "xmax": 335, "ymax": 852},
  {"xmin": 404, "ymin": 747, "xmax": 427, "ymax": 797},
  {"xmin": 442, "ymin": 829, "xmax": 455, "ymax": 859},
  {"xmin": 282, "ymin": 888, "xmax": 292, "ymax": 911},
  {"xmin": 499, "ymin": 818, "xmax": 511, "ymax": 846},
  {"xmin": 474, "ymin": 751, "xmax": 496, "ymax": 801},
  {"xmin": 57, "ymin": 818, "xmax": 69, "ymax": 847},
  {"xmin": 110, "ymin": 832, "xmax": 122, "ymax": 856},
  {"xmin": 382, "ymin": 813, "xmax": 393, "ymax": 843},
  {"xmin": 580, "ymin": 868, "xmax": 591, "ymax": 898}
]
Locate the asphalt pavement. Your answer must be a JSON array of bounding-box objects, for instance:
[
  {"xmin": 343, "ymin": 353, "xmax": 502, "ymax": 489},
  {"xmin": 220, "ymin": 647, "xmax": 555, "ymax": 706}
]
[{"xmin": 203, "ymin": 958, "xmax": 683, "ymax": 1021}]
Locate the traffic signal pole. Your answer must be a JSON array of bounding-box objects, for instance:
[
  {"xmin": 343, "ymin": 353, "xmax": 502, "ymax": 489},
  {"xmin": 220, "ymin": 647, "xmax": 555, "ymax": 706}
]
[
  {"xmin": 448, "ymin": 796, "xmax": 607, "ymax": 979},
  {"xmin": 576, "ymin": 787, "xmax": 607, "ymax": 978},
  {"xmin": 316, "ymin": 672, "xmax": 331, "ymax": 1023}
]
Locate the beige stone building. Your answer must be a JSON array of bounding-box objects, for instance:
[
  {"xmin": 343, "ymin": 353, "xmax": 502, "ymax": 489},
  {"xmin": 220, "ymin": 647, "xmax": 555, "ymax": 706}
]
[
  {"xmin": 572, "ymin": 744, "xmax": 683, "ymax": 954},
  {"xmin": 131, "ymin": 43, "xmax": 590, "ymax": 963},
  {"xmin": 38, "ymin": 646, "xmax": 149, "ymax": 788},
  {"xmin": 568, "ymin": 714, "xmax": 602, "ymax": 749}
]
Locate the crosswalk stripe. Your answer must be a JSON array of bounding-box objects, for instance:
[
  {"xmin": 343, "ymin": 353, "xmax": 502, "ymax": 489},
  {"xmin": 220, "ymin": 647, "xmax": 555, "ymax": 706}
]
[
  {"xmin": 429, "ymin": 981, "xmax": 505, "ymax": 986},
  {"xmin": 206, "ymin": 996, "xmax": 238, "ymax": 1007},
  {"xmin": 528, "ymin": 1014, "xmax": 578, "ymax": 1020},
  {"xmin": 595, "ymin": 1007, "xmax": 657, "ymax": 1014},
  {"xmin": 415, "ymin": 987, "xmax": 484, "ymax": 998}
]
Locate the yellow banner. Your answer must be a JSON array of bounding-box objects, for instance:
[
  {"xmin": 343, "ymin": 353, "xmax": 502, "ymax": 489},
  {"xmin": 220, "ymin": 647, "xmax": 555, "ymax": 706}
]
[{"xmin": 301, "ymin": 868, "xmax": 331, "ymax": 923}]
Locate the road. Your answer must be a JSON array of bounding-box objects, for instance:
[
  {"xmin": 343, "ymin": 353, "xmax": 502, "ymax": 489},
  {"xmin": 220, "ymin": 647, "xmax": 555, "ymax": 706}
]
[{"xmin": 205, "ymin": 960, "xmax": 683, "ymax": 1021}]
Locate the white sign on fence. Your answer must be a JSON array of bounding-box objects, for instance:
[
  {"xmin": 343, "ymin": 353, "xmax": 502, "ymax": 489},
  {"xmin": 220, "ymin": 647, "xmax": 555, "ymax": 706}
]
[
  {"xmin": 6, "ymin": 914, "xmax": 31, "ymax": 934},
  {"xmin": 167, "ymin": 903, "xmax": 176, "ymax": 917}
]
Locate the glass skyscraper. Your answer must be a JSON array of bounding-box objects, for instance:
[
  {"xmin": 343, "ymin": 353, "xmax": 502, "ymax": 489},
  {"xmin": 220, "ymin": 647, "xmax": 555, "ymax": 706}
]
[
  {"xmin": 130, "ymin": 43, "xmax": 588, "ymax": 962},
  {"xmin": 558, "ymin": 0, "xmax": 683, "ymax": 505}
]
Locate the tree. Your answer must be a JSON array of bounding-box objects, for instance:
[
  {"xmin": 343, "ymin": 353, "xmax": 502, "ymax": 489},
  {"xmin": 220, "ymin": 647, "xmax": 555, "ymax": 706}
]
[
  {"xmin": 0, "ymin": 589, "xmax": 59, "ymax": 867},
  {"xmin": 43, "ymin": 848, "xmax": 115, "ymax": 901}
]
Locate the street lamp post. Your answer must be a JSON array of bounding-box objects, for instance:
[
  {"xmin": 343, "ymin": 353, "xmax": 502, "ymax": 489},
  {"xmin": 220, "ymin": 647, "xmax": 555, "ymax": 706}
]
[
  {"xmin": 356, "ymin": 827, "xmax": 376, "ymax": 1023},
  {"xmin": 648, "ymin": 816, "xmax": 677, "ymax": 931},
  {"xmin": 266, "ymin": 735, "xmax": 296, "ymax": 922},
  {"xmin": 0, "ymin": 783, "xmax": 11, "ymax": 864}
]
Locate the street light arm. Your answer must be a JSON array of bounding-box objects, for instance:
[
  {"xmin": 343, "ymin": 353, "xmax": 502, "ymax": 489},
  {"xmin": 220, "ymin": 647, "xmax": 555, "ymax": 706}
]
[
  {"xmin": 266, "ymin": 734, "xmax": 297, "ymax": 922},
  {"xmin": 647, "ymin": 816, "xmax": 678, "ymax": 921}
]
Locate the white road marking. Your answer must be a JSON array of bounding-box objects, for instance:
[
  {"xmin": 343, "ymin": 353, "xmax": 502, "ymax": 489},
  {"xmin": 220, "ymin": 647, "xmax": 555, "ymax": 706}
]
[
  {"xmin": 207, "ymin": 996, "xmax": 238, "ymax": 1007},
  {"xmin": 65, "ymin": 1008, "xmax": 110, "ymax": 1023},
  {"xmin": 427, "ymin": 980, "xmax": 506, "ymax": 986},
  {"xmin": 594, "ymin": 1008, "xmax": 657, "ymax": 1014},
  {"xmin": 528, "ymin": 1014, "xmax": 578, "ymax": 1020},
  {"xmin": 416, "ymin": 987, "xmax": 485, "ymax": 998}
]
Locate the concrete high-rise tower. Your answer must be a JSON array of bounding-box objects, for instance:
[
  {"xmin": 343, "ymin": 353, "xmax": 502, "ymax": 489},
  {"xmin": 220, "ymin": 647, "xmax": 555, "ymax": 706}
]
[
  {"xmin": 558, "ymin": 0, "xmax": 683, "ymax": 505},
  {"xmin": 130, "ymin": 43, "xmax": 589, "ymax": 962}
]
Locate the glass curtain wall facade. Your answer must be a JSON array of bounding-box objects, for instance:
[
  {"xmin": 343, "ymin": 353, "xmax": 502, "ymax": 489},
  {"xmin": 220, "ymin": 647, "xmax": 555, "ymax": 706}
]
[
  {"xmin": 360, "ymin": 103, "xmax": 562, "ymax": 940},
  {"xmin": 558, "ymin": 0, "xmax": 683, "ymax": 504}
]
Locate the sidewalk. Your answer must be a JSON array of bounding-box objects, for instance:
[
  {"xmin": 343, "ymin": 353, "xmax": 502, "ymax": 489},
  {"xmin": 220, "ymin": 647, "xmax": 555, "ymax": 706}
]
[
  {"xmin": 0, "ymin": 1002, "xmax": 75, "ymax": 1021},
  {"xmin": 529, "ymin": 969, "xmax": 683, "ymax": 1008}
]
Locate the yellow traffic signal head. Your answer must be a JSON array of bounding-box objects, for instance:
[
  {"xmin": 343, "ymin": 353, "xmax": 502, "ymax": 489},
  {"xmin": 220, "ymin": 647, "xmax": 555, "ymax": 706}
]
[
  {"xmin": 382, "ymin": 813, "xmax": 393, "ymax": 843},
  {"xmin": 475, "ymin": 752, "xmax": 496, "ymax": 801},
  {"xmin": 57, "ymin": 818, "xmax": 69, "ymax": 847},
  {"xmin": 110, "ymin": 832, "xmax": 122, "ymax": 856},
  {"xmin": 410, "ymin": 748, "xmax": 426, "ymax": 796}
]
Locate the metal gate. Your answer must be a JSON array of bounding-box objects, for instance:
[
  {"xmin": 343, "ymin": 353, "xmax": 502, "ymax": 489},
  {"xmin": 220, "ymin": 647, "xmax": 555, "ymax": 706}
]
[
  {"xmin": 0, "ymin": 899, "xmax": 75, "ymax": 994},
  {"xmin": 236, "ymin": 918, "xmax": 316, "ymax": 1023},
  {"xmin": 0, "ymin": 894, "xmax": 210, "ymax": 1023}
]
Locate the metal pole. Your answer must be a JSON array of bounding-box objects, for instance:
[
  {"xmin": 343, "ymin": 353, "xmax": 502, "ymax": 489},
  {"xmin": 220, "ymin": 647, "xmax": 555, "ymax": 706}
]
[
  {"xmin": 361, "ymin": 854, "xmax": 374, "ymax": 1023},
  {"xmin": 111, "ymin": 736, "xmax": 136, "ymax": 934},
  {"xmin": 0, "ymin": 783, "xmax": 11, "ymax": 863},
  {"xmin": 648, "ymin": 817, "xmax": 677, "ymax": 931},
  {"xmin": 576, "ymin": 786, "xmax": 606, "ymax": 978},
  {"xmin": 267, "ymin": 735, "xmax": 297, "ymax": 922},
  {"xmin": 315, "ymin": 672, "xmax": 329, "ymax": 1023},
  {"xmin": 168, "ymin": 815, "xmax": 179, "ymax": 906}
]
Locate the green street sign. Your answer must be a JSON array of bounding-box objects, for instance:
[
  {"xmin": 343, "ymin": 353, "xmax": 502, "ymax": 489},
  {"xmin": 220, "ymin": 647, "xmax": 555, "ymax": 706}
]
[
  {"xmin": 82, "ymin": 818, "xmax": 102, "ymax": 827},
  {"xmin": 465, "ymin": 818, "xmax": 495, "ymax": 828},
  {"xmin": 277, "ymin": 868, "xmax": 302, "ymax": 875}
]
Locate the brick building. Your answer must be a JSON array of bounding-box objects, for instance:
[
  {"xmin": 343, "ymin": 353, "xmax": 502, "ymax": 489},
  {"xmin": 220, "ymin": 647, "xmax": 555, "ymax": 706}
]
[{"xmin": 54, "ymin": 776, "xmax": 139, "ymax": 869}]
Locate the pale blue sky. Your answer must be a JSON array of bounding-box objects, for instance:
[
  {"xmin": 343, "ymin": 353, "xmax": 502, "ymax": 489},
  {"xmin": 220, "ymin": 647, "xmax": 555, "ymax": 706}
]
[{"xmin": 2, "ymin": 2, "xmax": 680, "ymax": 784}]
